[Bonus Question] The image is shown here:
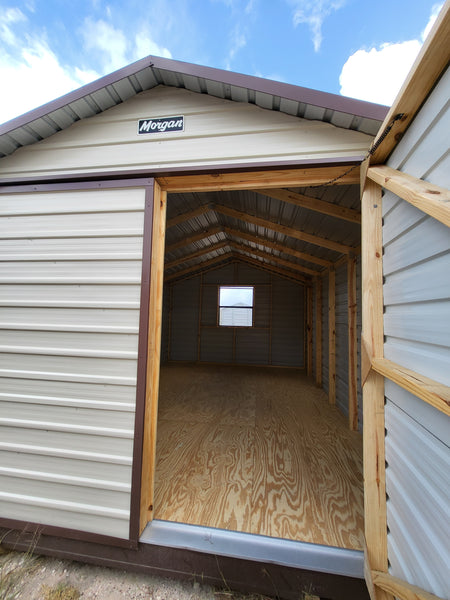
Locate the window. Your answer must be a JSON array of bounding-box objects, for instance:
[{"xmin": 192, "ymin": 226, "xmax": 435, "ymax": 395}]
[{"xmin": 219, "ymin": 286, "xmax": 254, "ymax": 327}]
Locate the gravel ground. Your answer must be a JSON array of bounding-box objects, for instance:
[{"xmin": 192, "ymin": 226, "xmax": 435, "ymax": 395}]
[{"xmin": 0, "ymin": 550, "xmax": 275, "ymax": 600}]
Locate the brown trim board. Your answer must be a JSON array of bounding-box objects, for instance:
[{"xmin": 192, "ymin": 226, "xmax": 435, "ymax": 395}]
[
  {"xmin": 0, "ymin": 528, "xmax": 370, "ymax": 600},
  {"xmin": 0, "ymin": 156, "xmax": 364, "ymax": 188},
  {"xmin": 129, "ymin": 181, "xmax": 155, "ymax": 543}
]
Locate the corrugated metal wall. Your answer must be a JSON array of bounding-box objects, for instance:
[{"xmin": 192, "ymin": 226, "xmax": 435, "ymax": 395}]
[
  {"xmin": 0, "ymin": 185, "xmax": 147, "ymax": 539},
  {"xmin": 335, "ymin": 263, "xmax": 349, "ymax": 418},
  {"xmin": 321, "ymin": 275, "xmax": 329, "ymax": 395},
  {"xmin": 382, "ymin": 66, "xmax": 450, "ymax": 597},
  {"xmin": 166, "ymin": 263, "xmax": 305, "ymax": 367}
]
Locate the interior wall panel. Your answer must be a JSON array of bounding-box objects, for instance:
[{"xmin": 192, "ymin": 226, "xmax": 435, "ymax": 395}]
[{"xmin": 168, "ymin": 264, "xmax": 305, "ymax": 368}]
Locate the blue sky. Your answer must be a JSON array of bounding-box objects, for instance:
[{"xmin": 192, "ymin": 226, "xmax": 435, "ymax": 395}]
[{"xmin": 0, "ymin": 0, "xmax": 443, "ymax": 125}]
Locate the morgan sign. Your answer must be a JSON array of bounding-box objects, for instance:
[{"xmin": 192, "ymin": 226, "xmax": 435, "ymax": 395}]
[{"xmin": 138, "ymin": 116, "xmax": 184, "ymax": 134}]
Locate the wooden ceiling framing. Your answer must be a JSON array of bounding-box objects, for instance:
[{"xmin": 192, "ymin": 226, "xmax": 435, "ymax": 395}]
[{"xmin": 163, "ymin": 172, "xmax": 362, "ymax": 285}]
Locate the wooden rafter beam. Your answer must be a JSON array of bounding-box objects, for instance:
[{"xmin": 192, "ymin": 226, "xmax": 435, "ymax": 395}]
[
  {"xmin": 372, "ymin": 570, "xmax": 443, "ymax": 600},
  {"xmin": 157, "ymin": 166, "xmax": 361, "ymax": 192},
  {"xmin": 367, "ymin": 165, "xmax": 450, "ymax": 228},
  {"xmin": 371, "ymin": 357, "xmax": 450, "ymax": 417},
  {"xmin": 166, "ymin": 205, "xmax": 211, "ymax": 228},
  {"xmin": 214, "ymin": 203, "xmax": 353, "ymax": 254},
  {"xmin": 223, "ymin": 226, "xmax": 331, "ymax": 268},
  {"xmin": 236, "ymin": 254, "xmax": 309, "ymax": 284},
  {"xmin": 257, "ymin": 187, "xmax": 361, "ymax": 224},
  {"xmin": 229, "ymin": 241, "xmax": 316, "ymax": 276},
  {"xmin": 164, "ymin": 253, "xmax": 232, "ymax": 282},
  {"xmin": 164, "ymin": 240, "xmax": 229, "ymax": 270},
  {"xmin": 164, "ymin": 226, "xmax": 222, "ymax": 253},
  {"xmin": 369, "ymin": 2, "xmax": 450, "ymax": 165}
]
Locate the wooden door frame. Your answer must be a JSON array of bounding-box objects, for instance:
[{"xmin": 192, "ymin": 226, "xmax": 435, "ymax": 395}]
[{"xmin": 138, "ymin": 164, "xmax": 362, "ymax": 535}]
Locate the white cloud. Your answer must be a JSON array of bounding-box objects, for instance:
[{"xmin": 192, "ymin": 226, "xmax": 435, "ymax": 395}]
[
  {"xmin": 0, "ymin": 12, "xmax": 173, "ymax": 125},
  {"xmin": 288, "ymin": 0, "xmax": 346, "ymax": 52},
  {"xmin": 0, "ymin": 7, "xmax": 26, "ymax": 46},
  {"xmin": 81, "ymin": 18, "xmax": 172, "ymax": 73},
  {"xmin": 0, "ymin": 29, "xmax": 99, "ymax": 124},
  {"xmin": 339, "ymin": 4, "xmax": 444, "ymax": 106}
]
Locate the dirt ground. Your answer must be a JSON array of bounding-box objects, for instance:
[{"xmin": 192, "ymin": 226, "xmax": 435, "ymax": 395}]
[{"xmin": 0, "ymin": 550, "xmax": 276, "ymax": 600}]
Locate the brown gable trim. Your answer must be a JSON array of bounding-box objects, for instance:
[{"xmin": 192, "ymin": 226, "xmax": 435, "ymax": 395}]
[{"xmin": 0, "ymin": 55, "xmax": 387, "ymax": 138}]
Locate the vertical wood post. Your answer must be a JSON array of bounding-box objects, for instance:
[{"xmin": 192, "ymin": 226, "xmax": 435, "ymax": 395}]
[
  {"xmin": 307, "ymin": 285, "xmax": 313, "ymax": 376},
  {"xmin": 328, "ymin": 268, "xmax": 336, "ymax": 404},
  {"xmin": 197, "ymin": 273, "xmax": 203, "ymax": 361},
  {"xmin": 348, "ymin": 255, "xmax": 358, "ymax": 430},
  {"xmin": 315, "ymin": 277, "xmax": 322, "ymax": 387},
  {"xmin": 140, "ymin": 181, "xmax": 167, "ymax": 533},
  {"xmin": 361, "ymin": 179, "xmax": 391, "ymax": 599}
]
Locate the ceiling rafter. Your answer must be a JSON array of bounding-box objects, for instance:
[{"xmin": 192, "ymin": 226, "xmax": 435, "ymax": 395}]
[
  {"xmin": 165, "ymin": 240, "xmax": 229, "ymax": 270},
  {"xmin": 236, "ymin": 254, "xmax": 310, "ymax": 284},
  {"xmin": 166, "ymin": 205, "xmax": 211, "ymax": 228},
  {"xmin": 164, "ymin": 253, "xmax": 232, "ymax": 282},
  {"xmin": 165, "ymin": 226, "xmax": 223, "ymax": 253},
  {"xmin": 213, "ymin": 203, "xmax": 353, "ymax": 254},
  {"xmin": 257, "ymin": 188, "xmax": 361, "ymax": 224},
  {"xmin": 223, "ymin": 226, "xmax": 331, "ymax": 268},
  {"xmin": 229, "ymin": 241, "xmax": 317, "ymax": 276}
]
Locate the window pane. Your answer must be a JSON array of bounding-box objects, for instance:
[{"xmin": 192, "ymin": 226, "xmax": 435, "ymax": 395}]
[
  {"xmin": 219, "ymin": 286, "xmax": 253, "ymax": 307},
  {"xmin": 220, "ymin": 307, "xmax": 253, "ymax": 327}
]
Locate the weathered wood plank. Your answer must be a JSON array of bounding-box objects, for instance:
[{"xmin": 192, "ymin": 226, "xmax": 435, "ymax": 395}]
[
  {"xmin": 371, "ymin": 357, "xmax": 450, "ymax": 417},
  {"xmin": 368, "ymin": 165, "xmax": 450, "ymax": 227},
  {"xmin": 157, "ymin": 166, "xmax": 361, "ymax": 192},
  {"xmin": 214, "ymin": 203, "xmax": 353, "ymax": 254},
  {"xmin": 140, "ymin": 181, "xmax": 167, "ymax": 533},
  {"xmin": 257, "ymin": 187, "xmax": 361, "ymax": 223},
  {"xmin": 223, "ymin": 226, "xmax": 332, "ymax": 267},
  {"xmin": 361, "ymin": 179, "xmax": 391, "ymax": 599},
  {"xmin": 372, "ymin": 570, "xmax": 443, "ymax": 600},
  {"xmin": 230, "ymin": 241, "xmax": 318, "ymax": 276}
]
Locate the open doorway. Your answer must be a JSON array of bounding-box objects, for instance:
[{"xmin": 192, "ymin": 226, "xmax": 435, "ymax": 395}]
[{"xmin": 145, "ymin": 176, "xmax": 364, "ymax": 552}]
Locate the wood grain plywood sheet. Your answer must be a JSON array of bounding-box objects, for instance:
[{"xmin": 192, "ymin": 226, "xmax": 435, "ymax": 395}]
[{"xmin": 153, "ymin": 364, "xmax": 363, "ymax": 550}]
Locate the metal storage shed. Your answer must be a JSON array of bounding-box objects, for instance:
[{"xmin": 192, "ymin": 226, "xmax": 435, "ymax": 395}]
[{"xmin": 0, "ymin": 4, "xmax": 449, "ymax": 599}]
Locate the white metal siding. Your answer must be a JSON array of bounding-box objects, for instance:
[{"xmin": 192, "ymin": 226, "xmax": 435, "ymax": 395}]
[
  {"xmin": 382, "ymin": 66, "xmax": 450, "ymax": 597},
  {"xmin": 0, "ymin": 186, "xmax": 146, "ymax": 539},
  {"xmin": 0, "ymin": 86, "xmax": 374, "ymax": 179}
]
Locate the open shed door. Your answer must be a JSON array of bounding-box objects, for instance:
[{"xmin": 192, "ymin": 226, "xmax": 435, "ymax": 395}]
[
  {"xmin": 361, "ymin": 172, "xmax": 449, "ymax": 600},
  {"xmin": 0, "ymin": 178, "xmax": 155, "ymax": 545}
]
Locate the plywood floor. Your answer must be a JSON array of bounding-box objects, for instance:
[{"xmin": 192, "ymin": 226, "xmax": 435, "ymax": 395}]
[{"xmin": 153, "ymin": 364, "xmax": 364, "ymax": 550}]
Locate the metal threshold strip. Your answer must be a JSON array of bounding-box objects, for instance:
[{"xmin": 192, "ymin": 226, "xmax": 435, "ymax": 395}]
[{"xmin": 140, "ymin": 520, "xmax": 364, "ymax": 579}]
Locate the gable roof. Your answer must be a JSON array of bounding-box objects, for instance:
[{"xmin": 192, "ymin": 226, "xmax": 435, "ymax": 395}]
[{"xmin": 0, "ymin": 54, "xmax": 388, "ymax": 160}]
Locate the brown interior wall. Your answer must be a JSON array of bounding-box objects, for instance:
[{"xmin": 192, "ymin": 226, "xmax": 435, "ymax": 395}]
[{"xmin": 164, "ymin": 262, "xmax": 306, "ymax": 367}]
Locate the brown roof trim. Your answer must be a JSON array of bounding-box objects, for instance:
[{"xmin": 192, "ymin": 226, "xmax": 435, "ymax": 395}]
[
  {"xmin": 0, "ymin": 54, "xmax": 388, "ymax": 137},
  {"xmin": 0, "ymin": 155, "xmax": 365, "ymax": 189},
  {"xmin": 129, "ymin": 182, "xmax": 155, "ymax": 543}
]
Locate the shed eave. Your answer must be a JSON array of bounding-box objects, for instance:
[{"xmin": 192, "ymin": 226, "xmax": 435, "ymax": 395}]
[{"xmin": 0, "ymin": 54, "xmax": 388, "ymax": 160}]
